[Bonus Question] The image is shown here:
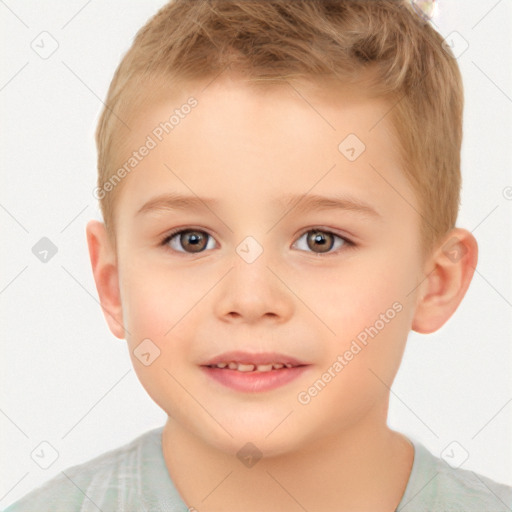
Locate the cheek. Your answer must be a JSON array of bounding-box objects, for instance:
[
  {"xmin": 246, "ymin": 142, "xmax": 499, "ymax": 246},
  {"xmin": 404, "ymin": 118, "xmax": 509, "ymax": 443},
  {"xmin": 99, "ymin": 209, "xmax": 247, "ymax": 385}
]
[
  {"xmin": 119, "ymin": 258, "xmax": 198, "ymax": 341},
  {"xmin": 299, "ymin": 254, "xmax": 415, "ymax": 338},
  {"xmin": 294, "ymin": 297, "xmax": 411, "ymax": 436},
  {"xmin": 119, "ymin": 261, "xmax": 208, "ymax": 384},
  {"xmin": 121, "ymin": 279, "xmax": 170, "ymax": 342},
  {"xmin": 299, "ymin": 248, "xmax": 418, "ymax": 389},
  {"xmin": 119, "ymin": 264, "xmax": 195, "ymax": 412}
]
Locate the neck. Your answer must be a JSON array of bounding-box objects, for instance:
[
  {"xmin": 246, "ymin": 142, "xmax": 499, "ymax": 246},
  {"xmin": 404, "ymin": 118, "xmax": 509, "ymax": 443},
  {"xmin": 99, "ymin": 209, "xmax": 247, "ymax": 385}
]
[{"xmin": 161, "ymin": 404, "xmax": 414, "ymax": 512}]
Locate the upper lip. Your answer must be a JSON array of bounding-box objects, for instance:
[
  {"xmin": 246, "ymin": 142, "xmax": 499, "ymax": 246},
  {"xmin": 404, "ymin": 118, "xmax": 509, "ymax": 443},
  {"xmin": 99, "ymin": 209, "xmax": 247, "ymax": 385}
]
[{"xmin": 201, "ymin": 351, "xmax": 309, "ymax": 367}]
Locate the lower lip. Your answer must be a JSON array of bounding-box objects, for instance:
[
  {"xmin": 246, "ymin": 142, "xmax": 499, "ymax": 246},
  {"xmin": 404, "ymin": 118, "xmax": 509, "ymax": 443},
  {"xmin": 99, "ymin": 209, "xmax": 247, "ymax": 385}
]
[{"xmin": 201, "ymin": 365, "xmax": 310, "ymax": 393}]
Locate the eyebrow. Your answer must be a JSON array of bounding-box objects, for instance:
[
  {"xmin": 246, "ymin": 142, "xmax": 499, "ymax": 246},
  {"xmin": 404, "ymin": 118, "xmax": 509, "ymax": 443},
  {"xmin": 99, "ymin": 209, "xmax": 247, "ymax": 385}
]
[
  {"xmin": 278, "ymin": 192, "xmax": 381, "ymax": 219},
  {"xmin": 136, "ymin": 193, "xmax": 220, "ymax": 216},
  {"xmin": 136, "ymin": 192, "xmax": 381, "ymax": 219}
]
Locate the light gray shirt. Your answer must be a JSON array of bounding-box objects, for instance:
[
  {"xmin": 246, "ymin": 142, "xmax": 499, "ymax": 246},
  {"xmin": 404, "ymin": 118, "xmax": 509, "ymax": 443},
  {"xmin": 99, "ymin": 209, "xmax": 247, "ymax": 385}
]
[{"xmin": 3, "ymin": 426, "xmax": 511, "ymax": 511}]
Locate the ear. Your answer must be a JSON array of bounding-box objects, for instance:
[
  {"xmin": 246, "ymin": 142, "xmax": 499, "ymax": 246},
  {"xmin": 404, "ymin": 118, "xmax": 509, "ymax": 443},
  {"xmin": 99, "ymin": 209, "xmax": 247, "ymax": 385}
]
[
  {"xmin": 412, "ymin": 228, "xmax": 478, "ymax": 334},
  {"xmin": 85, "ymin": 220, "xmax": 125, "ymax": 339}
]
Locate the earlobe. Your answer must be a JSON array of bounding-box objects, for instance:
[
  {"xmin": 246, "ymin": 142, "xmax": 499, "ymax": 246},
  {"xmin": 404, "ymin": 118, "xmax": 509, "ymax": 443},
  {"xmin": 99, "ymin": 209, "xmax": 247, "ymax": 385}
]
[
  {"xmin": 411, "ymin": 228, "xmax": 478, "ymax": 334},
  {"xmin": 85, "ymin": 220, "xmax": 126, "ymax": 339}
]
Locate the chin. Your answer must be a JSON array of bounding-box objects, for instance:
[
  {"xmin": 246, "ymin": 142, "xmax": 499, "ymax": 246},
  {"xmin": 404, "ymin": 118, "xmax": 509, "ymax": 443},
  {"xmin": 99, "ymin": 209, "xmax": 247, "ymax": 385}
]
[{"xmin": 199, "ymin": 417, "xmax": 309, "ymax": 460}]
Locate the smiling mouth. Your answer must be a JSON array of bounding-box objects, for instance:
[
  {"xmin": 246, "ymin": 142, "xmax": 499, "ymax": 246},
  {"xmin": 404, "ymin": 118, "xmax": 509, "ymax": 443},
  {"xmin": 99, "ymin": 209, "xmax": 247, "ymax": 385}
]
[
  {"xmin": 206, "ymin": 362, "xmax": 299, "ymax": 372},
  {"xmin": 201, "ymin": 352, "xmax": 310, "ymax": 392}
]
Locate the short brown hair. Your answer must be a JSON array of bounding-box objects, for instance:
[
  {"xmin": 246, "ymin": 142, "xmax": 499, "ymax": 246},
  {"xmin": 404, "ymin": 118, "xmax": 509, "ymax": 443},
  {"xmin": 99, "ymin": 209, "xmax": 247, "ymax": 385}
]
[{"xmin": 95, "ymin": 0, "xmax": 463, "ymax": 259}]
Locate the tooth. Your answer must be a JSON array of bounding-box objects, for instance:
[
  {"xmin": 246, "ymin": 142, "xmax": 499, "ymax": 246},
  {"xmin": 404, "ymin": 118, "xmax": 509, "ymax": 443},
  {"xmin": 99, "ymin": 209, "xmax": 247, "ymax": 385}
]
[
  {"xmin": 237, "ymin": 363, "xmax": 255, "ymax": 372},
  {"xmin": 220, "ymin": 361, "xmax": 294, "ymax": 371},
  {"xmin": 255, "ymin": 364, "xmax": 273, "ymax": 372}
]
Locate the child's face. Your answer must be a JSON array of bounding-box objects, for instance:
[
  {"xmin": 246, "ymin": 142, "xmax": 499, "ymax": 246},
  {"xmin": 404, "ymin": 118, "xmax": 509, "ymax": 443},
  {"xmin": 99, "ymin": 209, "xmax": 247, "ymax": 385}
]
[{"xmin": 103, "ymin": 75, "xmax": 427, "ymax": 455}]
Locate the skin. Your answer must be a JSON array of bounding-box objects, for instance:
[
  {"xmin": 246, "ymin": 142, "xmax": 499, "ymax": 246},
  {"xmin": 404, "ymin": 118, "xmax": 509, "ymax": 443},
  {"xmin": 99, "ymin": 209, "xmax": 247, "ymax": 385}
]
[{"xmin": 86, "ymin": 74, "xmax": 478, "ymax": 511}]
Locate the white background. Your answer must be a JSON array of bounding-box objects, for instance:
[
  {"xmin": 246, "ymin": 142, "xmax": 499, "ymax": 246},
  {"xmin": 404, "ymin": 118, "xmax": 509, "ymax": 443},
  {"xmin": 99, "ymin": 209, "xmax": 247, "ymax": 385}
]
[{"xmin": 1, "ymin": 0, "xmax": 511, "ymax": 508}]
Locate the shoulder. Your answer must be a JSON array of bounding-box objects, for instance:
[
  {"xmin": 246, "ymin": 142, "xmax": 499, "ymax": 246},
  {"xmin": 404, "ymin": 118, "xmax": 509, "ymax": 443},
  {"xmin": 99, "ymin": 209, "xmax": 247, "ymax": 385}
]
[
  {"xmin": 398, "ymin": 438, "xmax": 512, "ymax": 512},
  {"xmin": 432, "ymin": 464, "xmax": 512, "ymax": 511},
  {"xmin": 2, "ymin": 427, "xmax": 164, "ymax": 512}
]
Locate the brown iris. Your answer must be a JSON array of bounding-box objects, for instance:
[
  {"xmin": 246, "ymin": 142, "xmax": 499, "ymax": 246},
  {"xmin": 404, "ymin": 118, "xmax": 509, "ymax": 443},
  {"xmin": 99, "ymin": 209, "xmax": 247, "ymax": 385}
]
[
  {"xmin": 306, "ymin": 230, "xmax": 334, "ymax": 254},
  {"xmin": 178, "ymin": 230, "xmax": 208, "ymax": 253}
]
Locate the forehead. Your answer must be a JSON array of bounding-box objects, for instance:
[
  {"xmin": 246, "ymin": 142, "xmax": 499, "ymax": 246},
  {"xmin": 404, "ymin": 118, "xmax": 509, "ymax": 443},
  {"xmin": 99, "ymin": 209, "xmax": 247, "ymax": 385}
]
[{"xmin": 114, "ymin": 74, "xmax": 416, "ymax": 225}]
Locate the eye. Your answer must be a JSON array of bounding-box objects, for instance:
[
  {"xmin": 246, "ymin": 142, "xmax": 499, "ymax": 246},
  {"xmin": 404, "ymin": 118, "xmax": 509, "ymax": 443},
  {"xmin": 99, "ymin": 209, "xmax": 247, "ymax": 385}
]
[
  {"xmin": 160, "ymin": 227, "xmax": 355, "ymax": 256},
  {"xmin": 292, "ymin": 228, "xmax": 354, "ymax": 256},
  {"xmin": 161, "ymin": 228, "xmax": 217, "ymax": 254}
]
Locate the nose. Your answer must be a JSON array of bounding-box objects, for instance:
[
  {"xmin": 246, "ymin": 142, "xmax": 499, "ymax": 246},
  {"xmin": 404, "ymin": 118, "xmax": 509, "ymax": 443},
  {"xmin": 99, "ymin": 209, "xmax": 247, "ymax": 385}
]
[{"xmin": 213, "ymin": 242, "xmax": 294, "ymax": 325}]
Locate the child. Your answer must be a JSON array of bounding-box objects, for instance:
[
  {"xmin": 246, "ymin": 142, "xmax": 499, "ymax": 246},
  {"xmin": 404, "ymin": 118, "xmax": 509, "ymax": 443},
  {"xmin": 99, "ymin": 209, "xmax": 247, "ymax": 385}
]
[{"xmin": 4, "ymin": 0, "xmax": 511, "ymax": 510}]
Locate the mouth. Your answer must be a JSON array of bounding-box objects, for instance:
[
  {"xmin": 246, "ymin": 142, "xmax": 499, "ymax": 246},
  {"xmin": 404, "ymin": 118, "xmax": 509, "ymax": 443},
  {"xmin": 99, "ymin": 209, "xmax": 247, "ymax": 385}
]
[
  {"xmin": 207, "ymin": 361, "xmax": 298, "ymax": 371},
  {"xmin": 200, "ymin": 351, "xmax": 310, "ymax": 392}
]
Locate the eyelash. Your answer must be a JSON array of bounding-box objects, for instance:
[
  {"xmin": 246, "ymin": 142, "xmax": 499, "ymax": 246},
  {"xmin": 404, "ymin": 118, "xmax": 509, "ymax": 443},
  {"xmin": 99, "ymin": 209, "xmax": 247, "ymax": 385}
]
[{"xmin": 159, "ymin": 227, "xmax": 356, "ymax": 257}]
